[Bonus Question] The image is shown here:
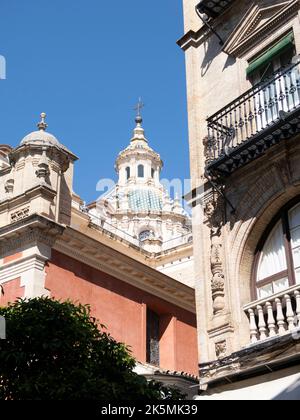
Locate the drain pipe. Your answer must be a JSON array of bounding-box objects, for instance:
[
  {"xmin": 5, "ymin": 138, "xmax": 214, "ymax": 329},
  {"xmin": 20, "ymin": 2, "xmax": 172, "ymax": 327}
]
[{"xmin": 195, "ymin": 3, "xmax": 224, "ymax": 46}]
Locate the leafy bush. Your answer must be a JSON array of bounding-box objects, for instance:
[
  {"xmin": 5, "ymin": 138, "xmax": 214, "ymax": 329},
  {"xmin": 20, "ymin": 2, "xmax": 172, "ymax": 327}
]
[{"xmin": 0, "ymin": 297, "xmax": 184, "ymax": 401}]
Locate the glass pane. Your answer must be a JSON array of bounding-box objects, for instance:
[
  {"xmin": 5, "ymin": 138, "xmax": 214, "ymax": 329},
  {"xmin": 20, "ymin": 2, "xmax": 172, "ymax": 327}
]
[
  {"xmin": 295, "ymin": 267, "xmax": 300, "ymax": 285},
  {"xmin": 291, "ymin": 227, "xmax": 300, "ymax": 249},
  {"xmin": 292, "ymin": 246, "xmax": 300, "ymax": 267},
  {"xmin": 273, "ymin": 278, "xmax": 289, "ymax": 294},
  {"xmin": 138, "ymin": 165, "xmax": 144, "ymax": 178},
  {"xmin": 257, "ymin": 221, "xmax": 287, "ymax": 281},
  {"xmin": 258, "ymin": 284, "xmax": 274, "ymax": 299},
  {"xmin": 289, "ymin": 203, "xmax": 300, "ymax": 229}
]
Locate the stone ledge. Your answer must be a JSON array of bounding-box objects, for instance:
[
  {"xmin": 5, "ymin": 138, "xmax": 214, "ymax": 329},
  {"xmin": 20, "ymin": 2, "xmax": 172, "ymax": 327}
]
[{"xmin": 200, "ymin": 331, "xmax": 300, "ymax": 388}]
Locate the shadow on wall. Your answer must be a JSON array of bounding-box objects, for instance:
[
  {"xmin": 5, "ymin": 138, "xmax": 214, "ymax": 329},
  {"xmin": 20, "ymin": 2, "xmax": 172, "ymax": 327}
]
[
  {"xmin": 273, "ymin": 378, "xmax": 300, "ymax": 401},
  {"xmin": 59, "ymin": 174, "xmax": 72, "ymax": 225},
  {"xmin": 201, "ymin": 37, "xmax": 220, "ymax": 77},
  {"xmin": 201, "ymin": 34, "xmax": 236, "ymax": 77}
]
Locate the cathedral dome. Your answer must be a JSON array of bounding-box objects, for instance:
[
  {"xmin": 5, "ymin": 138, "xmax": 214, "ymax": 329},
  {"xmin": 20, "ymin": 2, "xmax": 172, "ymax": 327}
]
[{"xmin": 20, "ymin": 113, "xmax": 61, "ymax": 148}]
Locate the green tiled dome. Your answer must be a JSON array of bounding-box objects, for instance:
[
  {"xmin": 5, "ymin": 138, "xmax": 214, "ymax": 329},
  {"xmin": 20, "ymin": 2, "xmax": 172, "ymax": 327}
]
[{"xmin": 128, "ymin": 189, "xmax": 162, "ymax": 212}]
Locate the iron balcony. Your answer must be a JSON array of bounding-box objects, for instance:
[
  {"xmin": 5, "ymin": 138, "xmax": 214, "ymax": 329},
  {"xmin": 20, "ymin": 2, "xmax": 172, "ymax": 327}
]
[{"xmin": 205, "ymin": 60, "xmax": 300, "ymax": 176}]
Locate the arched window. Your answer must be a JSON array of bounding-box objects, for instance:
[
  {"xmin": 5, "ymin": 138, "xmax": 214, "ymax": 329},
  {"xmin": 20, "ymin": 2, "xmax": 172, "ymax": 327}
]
[
  {"xmin": 255, "ymin": 201, "xmax": 300, "ymax": 299},
  {"xmin": 125, "ymin": 167, "xmax": 131, "ymax": 180},
  {"xmin": 151, "ymin": 168, "xmax": 155, "ymax": 179},
  {"xmin": 138, "ymin": 164, "xmax": 144, "ymax": 178}
]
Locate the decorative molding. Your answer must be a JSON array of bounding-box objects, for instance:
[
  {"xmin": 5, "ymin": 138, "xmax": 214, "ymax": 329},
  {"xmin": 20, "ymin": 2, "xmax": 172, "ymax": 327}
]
[
  {"xmin": 208, "ymin": 323, "xmax": 235, "ymax": 339},
  {"xmin": 223, "ymin": 1, "xmax": 299, "ymax": 57},
  {"xmin": 10, "ymin": 207, "xmax": 30, "ymax": 224},
  {"xmin": 0, "ymin": 214, "xmax": 64, "ymax": 257},
  {"xmin": 215, "ymin": 340, "xmax": 227, "ymax": 359},
  {"xmin": 204, "ymin": 193, "xmax": 227, "ymax": 315},
  {"xmin": 0, "ymin": 184, "xmax": 56, "ymax": 213},
  {"xmin": 0, "ymin": 254, "xmax": 47, "ymax": 285}
]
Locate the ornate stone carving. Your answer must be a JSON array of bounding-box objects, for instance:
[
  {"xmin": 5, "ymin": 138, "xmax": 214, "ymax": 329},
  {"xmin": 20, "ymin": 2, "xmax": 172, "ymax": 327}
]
[
  {"xmin": 203, "ymin": 136, "xmax": 217, "ymax": 166},
  {"xmin": 204, "ymin": 193, "xmax": 226, "ymax": 315},
  {"xmin": 215, "ymin": 340, "xmax": 227, "ymax": 359},
  {"xmin": 4, "ymin": 179, "xmax": 14, "ymax": 195},
  {"xmin": 36, "ymin": 150, "xmax": 50, "ymax": 182},
  {"xmin": 10, "ymin": 207, "xmax": 30, "ymax": 223},
  {"xmin": 204, "ymin": 194, "xmax": 224, "ymax": 237}
]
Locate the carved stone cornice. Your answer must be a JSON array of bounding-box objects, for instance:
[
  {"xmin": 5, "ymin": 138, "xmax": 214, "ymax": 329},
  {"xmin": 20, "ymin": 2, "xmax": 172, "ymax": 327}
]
[
  {"xmin": 0, "ymin": 214, "xmax": 64, "ymax": 256},
  {"xmin": 177, "ymin": 26, "xmax": 210, "ymax": 51},
  {"xmin": 199, "ymin": 332, "xmax": 300, "ymax": 386},
  {"xmin": 0, "ymin": 184, "xmax": 57, "ymax": 213},
  {"xmin": 54, "ymin": 226, "xmax": 196, "ymax": 314}
]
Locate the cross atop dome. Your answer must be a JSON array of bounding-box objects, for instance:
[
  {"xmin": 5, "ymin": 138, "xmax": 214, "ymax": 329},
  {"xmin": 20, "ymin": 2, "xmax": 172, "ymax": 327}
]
[{"xmin": 134, "ymin": 98, "xmax": 144, "ymax": 125}]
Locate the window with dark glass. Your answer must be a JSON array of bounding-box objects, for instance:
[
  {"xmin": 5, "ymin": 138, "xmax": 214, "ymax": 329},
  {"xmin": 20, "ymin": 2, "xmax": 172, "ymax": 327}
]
[
  {"xmin": 146, "ymin": 309, "xmax": 160, "ymax": 366},
  {"xmin": 255, "ymin": 201, "xmax": 300, "ymax": 299},
  {"xmin": 138, "ymin": 164, "xmax": 144, "ymax": 178},
  {"xmin": 126, "ymin": 167, "xmax": 131, "ymax": 180},
  {"xmin": 247, "ymin": 33, "xmax": 296, "ymax": 85},
  {"xmin": 151, "ymin": 168, "xmax": 155, "ymax": 179}
]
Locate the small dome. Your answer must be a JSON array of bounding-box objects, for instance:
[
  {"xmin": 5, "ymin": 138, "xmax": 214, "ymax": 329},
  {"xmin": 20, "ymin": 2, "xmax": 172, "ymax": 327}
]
[
  {"xmin": 20, "ymin": 130, "xmax": 61, "ymax": 147},
  {"xmin": 20, "ymin": 113, "xmax": 61, "ymax": 147}
]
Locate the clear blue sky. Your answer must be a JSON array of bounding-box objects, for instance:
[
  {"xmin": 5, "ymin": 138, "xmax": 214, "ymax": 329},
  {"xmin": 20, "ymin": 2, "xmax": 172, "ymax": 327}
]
[{"xmin": 0, "ymin": 0, "xmax": 189, "ymax": 203}]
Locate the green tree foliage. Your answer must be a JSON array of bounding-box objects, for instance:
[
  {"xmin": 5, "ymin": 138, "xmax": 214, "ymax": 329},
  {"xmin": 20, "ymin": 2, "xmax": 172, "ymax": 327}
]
[{"xmin": 0, "ymin": 298, "xmax": 185, "ymax": 401}]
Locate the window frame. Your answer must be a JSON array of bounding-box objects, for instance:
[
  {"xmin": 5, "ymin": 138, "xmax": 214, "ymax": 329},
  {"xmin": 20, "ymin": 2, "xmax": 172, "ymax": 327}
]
[
  {"xmin": 125, "ymin": 167, "xmax": 131, "ymax": 180},
  {"xmin": 138, "ymin": 164, "xmax": 144, "ymax": 178},
  {"xmin": 146, "ymin": 308, "xmax": 160, "ymax": 367},
  {"xmin": 252, "ymin": 196, "xmax": 300, "ymax": 300},
  {"xmin": 247, "ymin": 32, "xmax": 295, "ymax": 83}
]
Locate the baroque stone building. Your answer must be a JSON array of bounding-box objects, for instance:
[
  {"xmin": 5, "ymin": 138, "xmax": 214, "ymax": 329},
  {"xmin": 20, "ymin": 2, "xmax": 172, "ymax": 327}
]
[
  {"xmin": 88, "ymin": 113, "xmax": 194, "ymax": 287},
  {"xmin": 0, "ymin": 113, "xmax": 198, "ymax": 394},
  {"xmin": 179, "ymin": 0, "xmax": 300, "ymax": 399}
]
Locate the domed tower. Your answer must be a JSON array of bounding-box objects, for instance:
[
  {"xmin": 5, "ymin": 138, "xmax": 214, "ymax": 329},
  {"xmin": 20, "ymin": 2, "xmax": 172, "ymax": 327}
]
[
  {"xmin": 0, "ymin": 113, "xmax": 78, "ymax": 227},
  {"xmin": 89, "ymin": 112, "xmax": 191, "ymax": 253}
]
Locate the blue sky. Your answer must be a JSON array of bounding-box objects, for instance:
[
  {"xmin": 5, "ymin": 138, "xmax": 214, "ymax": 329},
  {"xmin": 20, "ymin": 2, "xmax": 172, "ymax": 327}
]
[{"xmin": 0, "ymin": 0, "xmax": 189, "ymax": 203}]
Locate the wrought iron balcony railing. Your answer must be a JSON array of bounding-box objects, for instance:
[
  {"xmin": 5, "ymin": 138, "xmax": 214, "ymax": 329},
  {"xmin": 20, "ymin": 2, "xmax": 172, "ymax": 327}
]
[{"xmin": 205, "ymin": 60, "xmax": 300, "ymax": 175}]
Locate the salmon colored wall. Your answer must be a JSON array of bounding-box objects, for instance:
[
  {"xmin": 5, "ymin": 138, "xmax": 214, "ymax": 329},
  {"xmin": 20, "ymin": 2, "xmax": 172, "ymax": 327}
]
[
  {"xmin": 0, "ymin": 278, "xmax": 24, "ymax": 307},
  {"xmin": 45, "ymin": 250, "xmax": 198, "ymax": 376},
  {"xmin": 160, "ymin": 315, "xmax": 177, "ymax": 370},
  {"xmin": 3, "ymin": 252, "xmax": 23, "ymax": 264}
]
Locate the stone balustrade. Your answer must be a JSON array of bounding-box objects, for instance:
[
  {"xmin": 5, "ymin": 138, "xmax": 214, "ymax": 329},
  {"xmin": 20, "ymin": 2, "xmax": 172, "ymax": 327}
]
[{"xmin": 244, "ymin": 285, "xmax": 300, "ymax": 344}]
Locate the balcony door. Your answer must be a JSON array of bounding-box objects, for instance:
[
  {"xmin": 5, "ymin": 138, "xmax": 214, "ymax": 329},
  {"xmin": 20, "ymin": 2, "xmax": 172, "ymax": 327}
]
[{"xmin": 249, "ymin": 37, "xmax": 299, "ymax": 131}]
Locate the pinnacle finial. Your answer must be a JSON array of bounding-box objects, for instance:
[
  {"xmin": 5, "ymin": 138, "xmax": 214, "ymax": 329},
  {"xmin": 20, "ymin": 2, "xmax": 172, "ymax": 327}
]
[{"xmin": 37, "ymin": 112, "xmax": 48, "ymax": 131}]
